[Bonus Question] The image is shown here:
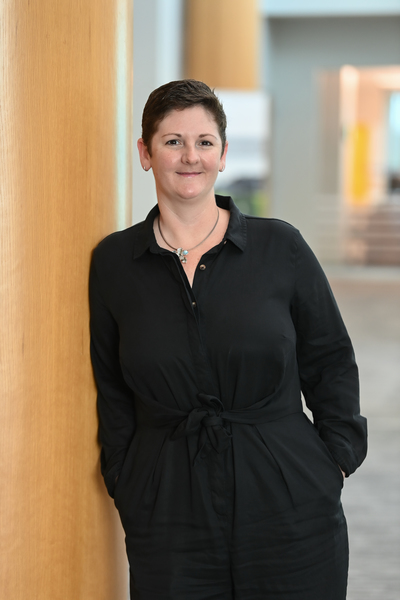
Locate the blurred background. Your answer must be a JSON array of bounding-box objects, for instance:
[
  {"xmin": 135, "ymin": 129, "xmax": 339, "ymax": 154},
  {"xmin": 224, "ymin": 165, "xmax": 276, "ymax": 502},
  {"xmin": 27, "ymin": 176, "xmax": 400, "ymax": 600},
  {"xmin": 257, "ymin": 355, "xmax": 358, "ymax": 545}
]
[
  {"xmin": 1, "ymin": 1, "xmax": 399, "ymax": 598},
  {"xmin": 134, "ymin": 0, "xmax": 400, "ymax": 267}
]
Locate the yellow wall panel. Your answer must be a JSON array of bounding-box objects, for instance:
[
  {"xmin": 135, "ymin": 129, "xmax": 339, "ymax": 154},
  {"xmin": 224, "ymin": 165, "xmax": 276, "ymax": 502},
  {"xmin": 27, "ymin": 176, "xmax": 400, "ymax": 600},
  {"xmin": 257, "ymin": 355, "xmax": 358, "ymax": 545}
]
[{"xmin": 350, "ymin": 124, "xmax": 370, "ymax": 204}]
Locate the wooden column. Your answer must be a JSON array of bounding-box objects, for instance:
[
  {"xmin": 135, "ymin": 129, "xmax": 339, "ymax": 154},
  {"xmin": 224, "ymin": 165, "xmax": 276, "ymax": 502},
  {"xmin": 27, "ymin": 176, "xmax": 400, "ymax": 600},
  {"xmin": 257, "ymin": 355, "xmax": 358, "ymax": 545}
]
[
  {"xmin": 185, "ymin": 0, "xmax": 259, "ymax": 89},
  {"xmin": 0, "ymin": 1, "xmax": 132, "ymax": 598}
]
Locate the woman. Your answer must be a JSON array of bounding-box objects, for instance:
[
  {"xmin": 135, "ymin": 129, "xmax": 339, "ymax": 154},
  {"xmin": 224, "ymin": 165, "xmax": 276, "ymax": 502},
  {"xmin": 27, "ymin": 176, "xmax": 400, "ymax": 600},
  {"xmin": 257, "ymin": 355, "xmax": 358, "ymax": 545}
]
[{"xmin": 90, "ymin": 79, "xmax": 367, "ymax": 599}]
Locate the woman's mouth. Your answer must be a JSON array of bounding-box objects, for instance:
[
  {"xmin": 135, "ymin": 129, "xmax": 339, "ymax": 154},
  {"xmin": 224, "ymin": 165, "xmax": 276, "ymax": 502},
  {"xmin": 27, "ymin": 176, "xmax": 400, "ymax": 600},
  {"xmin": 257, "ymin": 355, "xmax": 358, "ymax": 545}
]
[{"xmin": 177, "ymin": 172, "xmax": 201, "ymax": 177}]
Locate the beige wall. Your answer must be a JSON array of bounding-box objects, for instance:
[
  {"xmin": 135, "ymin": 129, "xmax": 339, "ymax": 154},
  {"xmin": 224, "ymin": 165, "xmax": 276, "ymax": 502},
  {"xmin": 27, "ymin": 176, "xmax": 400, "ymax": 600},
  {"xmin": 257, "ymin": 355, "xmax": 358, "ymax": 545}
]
[{"xmin": 0, "ymin": 1, "xmax": 132, "ymax": 597}]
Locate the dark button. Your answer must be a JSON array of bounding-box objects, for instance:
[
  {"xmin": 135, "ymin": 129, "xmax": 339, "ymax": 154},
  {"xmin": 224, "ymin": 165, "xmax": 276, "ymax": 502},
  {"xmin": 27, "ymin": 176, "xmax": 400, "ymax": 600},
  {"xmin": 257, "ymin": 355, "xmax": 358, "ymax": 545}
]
[
  {"xmin": 192, "ymin": 301, "xmax": 197, "ymax": 308},
  {"xmin": 199, "ymin": 264, "xmax": 206, "ymax": 271}
]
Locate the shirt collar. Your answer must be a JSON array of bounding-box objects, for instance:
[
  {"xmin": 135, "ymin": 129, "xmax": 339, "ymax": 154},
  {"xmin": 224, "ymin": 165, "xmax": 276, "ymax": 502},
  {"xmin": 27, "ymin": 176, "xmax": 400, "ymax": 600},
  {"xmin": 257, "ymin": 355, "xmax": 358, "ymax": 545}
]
[
  {"xmin": 219, "ymin": 195, "xmax": 247, "ymax": 252},
  {"xmin": 132, "ymin": 195, "xmax": 247, "ymax": 260}
]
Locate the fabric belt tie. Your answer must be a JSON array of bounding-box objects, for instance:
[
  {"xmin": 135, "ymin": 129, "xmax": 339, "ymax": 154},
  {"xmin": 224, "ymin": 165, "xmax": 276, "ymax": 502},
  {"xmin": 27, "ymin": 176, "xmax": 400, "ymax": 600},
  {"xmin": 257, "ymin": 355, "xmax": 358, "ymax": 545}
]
[
  {"xmin": 171, "ymin": 395, "xmax": 232, "ymax": 464},
  {"xmin": 133, "ymin": 388, "xmax": 301, "ymax": 465}
]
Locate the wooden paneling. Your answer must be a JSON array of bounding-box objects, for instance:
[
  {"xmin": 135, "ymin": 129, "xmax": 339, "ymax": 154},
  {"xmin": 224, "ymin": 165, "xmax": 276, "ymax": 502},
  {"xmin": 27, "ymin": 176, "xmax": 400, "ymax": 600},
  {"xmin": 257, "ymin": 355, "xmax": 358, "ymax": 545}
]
[
  {"xmin": 185, "ymin": 0, "xmax": 259, "ymax": 89},
  {"xmin": 0, "ymin": 1, "xmax": 132, "ymax": 598}
]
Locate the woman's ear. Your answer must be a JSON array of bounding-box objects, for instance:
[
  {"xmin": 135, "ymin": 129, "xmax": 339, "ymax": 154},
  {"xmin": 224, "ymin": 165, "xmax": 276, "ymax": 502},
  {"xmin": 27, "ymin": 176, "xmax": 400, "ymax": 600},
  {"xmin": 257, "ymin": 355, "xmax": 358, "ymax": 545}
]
[
  {"xmin": 219, "ymin": 141, "xmax": 228, "ymax": 172},
  {"xmin": 137, "ymin": 138, "xmax": 151, "ymax": 171}
]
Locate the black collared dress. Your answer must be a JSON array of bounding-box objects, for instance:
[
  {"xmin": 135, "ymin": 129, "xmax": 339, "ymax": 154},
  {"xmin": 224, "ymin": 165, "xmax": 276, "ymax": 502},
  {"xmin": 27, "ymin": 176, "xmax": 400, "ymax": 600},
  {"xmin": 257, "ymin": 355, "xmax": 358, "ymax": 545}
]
[{"xmin": 89, "ymin": 196, "xmax": 367, "ymax": 600}]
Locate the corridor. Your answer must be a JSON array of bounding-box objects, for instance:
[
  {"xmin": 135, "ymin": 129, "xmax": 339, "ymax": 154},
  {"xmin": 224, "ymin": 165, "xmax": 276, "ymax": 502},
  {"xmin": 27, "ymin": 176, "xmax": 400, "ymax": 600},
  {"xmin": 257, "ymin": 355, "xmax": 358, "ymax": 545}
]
[{"xmin": 328, "ymin": 267, "xmax": 400, "ymax": 600}]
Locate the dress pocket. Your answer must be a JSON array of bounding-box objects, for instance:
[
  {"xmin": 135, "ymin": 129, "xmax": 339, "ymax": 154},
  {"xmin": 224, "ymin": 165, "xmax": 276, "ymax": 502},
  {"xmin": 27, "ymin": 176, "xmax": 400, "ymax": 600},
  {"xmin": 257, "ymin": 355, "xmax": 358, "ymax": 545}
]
[
  {"xmin": 255, "ymin": 413, "xmax": 344, "ymax": 512},
  {"xmin": 302, "ymin": 414, "xmax": 345, "ymax": 486},
  {"xmin": 113, "ymin": 469, "xmax": 123, "ymax": 500}
]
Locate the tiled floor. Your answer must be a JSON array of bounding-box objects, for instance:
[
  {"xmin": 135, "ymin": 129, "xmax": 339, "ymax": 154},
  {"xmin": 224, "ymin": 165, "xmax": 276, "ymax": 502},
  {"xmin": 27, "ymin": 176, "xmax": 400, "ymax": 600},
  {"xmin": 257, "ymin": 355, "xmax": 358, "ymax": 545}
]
[{"xmin": 329, "ymin": 271, "xmax": 400, "ymax": 600}]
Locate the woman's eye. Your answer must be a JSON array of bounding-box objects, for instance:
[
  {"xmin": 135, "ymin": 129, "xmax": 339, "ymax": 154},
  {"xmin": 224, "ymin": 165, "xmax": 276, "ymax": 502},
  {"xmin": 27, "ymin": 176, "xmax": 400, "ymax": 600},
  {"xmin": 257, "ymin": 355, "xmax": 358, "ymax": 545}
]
[
  {"xmin": 166, "ymin": 139, "xmax": 180, "ymax": 146},
  {"xmin": 199, "ymin": 140, "xmax": 212, "ymax": 146}
]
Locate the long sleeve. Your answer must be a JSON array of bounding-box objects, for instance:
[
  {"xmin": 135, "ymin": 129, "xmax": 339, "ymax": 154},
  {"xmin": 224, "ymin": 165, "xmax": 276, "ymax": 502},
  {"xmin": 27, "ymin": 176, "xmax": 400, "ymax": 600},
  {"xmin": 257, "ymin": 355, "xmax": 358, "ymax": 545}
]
[
  {"xmin": 89, "ymin": 250, "xmax": 136, "ymax": 497},
  {"xmin": 290, "ymin": 230, "xmax": 367, "ymax": 476}
]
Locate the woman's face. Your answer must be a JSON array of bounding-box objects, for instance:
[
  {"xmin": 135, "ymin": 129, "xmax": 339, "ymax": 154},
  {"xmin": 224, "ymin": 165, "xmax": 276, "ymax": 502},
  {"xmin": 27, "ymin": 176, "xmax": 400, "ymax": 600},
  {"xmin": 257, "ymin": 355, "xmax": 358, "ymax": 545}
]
[{"xmin": 138, "ymin": 106, "xmax": 228, "ymax": 206}]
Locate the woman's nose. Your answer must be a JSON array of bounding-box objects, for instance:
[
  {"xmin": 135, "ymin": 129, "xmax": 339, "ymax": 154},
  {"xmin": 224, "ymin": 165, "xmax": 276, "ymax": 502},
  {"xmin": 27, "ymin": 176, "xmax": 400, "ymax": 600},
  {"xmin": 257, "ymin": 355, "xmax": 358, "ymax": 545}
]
[{"xmin": 182, "ymin": 144, "xmax": 199, "ymax": 163}]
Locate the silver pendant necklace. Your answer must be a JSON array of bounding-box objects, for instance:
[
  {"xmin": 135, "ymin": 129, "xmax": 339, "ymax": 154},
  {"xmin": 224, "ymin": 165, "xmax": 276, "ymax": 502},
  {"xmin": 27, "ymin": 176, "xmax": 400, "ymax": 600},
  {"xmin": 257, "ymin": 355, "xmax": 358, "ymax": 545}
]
[{"xmin": 157, "ymin": 208, "xmax": 220, "ymax": 264}]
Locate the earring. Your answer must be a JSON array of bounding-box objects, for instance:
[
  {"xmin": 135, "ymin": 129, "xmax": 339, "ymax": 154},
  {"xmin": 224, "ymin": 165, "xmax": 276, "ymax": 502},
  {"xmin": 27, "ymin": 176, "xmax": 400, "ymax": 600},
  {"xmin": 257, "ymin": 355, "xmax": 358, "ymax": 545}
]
[
  {"xmin": 143, "ymin": 166, "xmax": 147, "ymax": 172},
  {"xmin": 219, "ymin": 166, "xmax": 225, "ymax": 172}
]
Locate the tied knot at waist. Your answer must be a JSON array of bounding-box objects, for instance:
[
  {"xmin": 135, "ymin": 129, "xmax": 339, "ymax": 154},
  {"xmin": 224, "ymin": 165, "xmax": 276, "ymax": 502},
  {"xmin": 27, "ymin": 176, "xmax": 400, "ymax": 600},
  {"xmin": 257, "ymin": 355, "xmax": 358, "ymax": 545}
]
[
  {"xmin": 135, "ymin": 388, "xmax": 301, "ymax": 465},
  {"xmin": 202, "ymin": 415, "xmax": 224, "ymax": 428},
  {"xmin": 171, "ymin": 394, "xmax": 231, "ymax": 463}
]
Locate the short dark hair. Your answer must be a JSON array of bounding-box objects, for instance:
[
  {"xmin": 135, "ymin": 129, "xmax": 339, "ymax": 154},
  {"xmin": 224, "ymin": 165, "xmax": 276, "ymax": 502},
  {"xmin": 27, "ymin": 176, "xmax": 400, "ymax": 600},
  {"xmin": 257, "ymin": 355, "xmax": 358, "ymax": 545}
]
[{"xmin": 141, "ymin": 79, "xmax": 227, "ymax": 156}]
